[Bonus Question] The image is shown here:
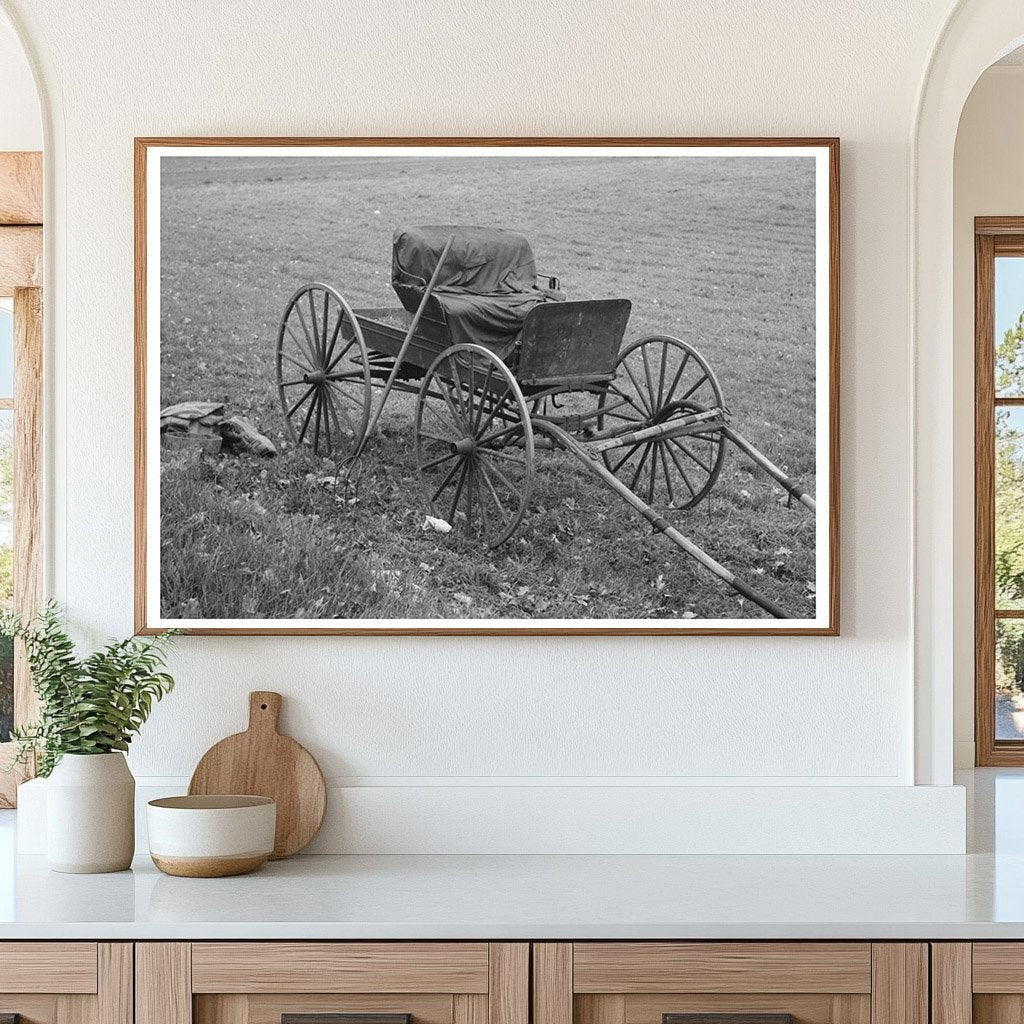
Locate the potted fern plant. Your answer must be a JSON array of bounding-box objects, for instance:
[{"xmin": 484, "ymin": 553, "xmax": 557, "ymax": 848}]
[{"xmin": 2, "ymin": 604, "xmax": 177, "ymax": 873}]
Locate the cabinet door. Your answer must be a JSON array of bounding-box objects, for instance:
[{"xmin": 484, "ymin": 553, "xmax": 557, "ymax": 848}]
[
  {"xmin": 533, "ymin": 944, "xmax": 927, "ymax": 1024},
  {"xmin": 137, "ymin": 943, "xmax": 528, "ymax": 1024},
  {"xmin": 0, "ymin": 943, "xmax": 131, "ymax": 1024},
  {"xmin": 939, "ymin": 943, "xmax": 1024, "ymax": 1024}
]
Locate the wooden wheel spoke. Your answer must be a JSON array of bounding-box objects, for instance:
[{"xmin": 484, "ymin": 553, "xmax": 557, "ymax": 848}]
[
  {"xmin": 474, "ymin": 464, "xmax": 490, "ymax": 535},
  {"xmin": 325, "ymin": 382, "xmax": 361, "ymax": 431},
  {"xmin": 646, "ymin": 440, "xmax": 657, "ymax": 504},
  {"xmin": 465, "ymin": 461, "xmax": 477, "ymax": 532},
  {"xmin": 656, "ymin": 342, "xmax": 669, "ymax": 409},
  {"xmin": 325, "ymin": 335, "xmax": 357, "ymax": 375},
  {"xmin": 320, "ymin": 388, "xmax": 334, "ymax": 452},
  {"xmin": 477, "ymin": 422, "xmax": 522, "ymax": 448},
  {"xmin": 286, "ymin": 324, "xmax": 319, "ymax": 370},
  {"xmin": 308, "ymin": 288, "xmax": 325, "ymax": 361},
  {"xmin": 279, "ymin": 348, "xmax": 314, "ymax": 374},
  {"xmin": 296, "ymin": 386, "xmax": 319, "ymax": 443},
  {"xmin": 671, "ymin": 438, "xmax": 713, "ymax": 474},
  {"xmin": 473, "ymin": 362, "xmax": 495, "ymax": 432},
  {"xmin": 295, "ymin": 302, "xmax": 320, "ymax": 367},
  {"xmin": 448, "ymin": 461, "xmax": 470, "ymax": 523},
  {"xmin": 641, "ymin": 343, "xmax": 658, "ymax": 410},
  {"xmin": 658, "ymin": 443, "xmax": 676, "ymax": 505},
  {"xmin": 679, "ymin": 372, "xmax": 710, "ymax": 402},
  {"xmin": 322, "ymin": 300, "xmax": 346, "ymax": 368},
  {"xmin": 431, "ymin": 456, "xmax": 465, "ymax": 503},
  {"xmin": 479, "ymin": 446, "xmax": 525, "ymax": 465},
  {"xmin": 312, "ymin": 389, "xmax": 324, "ymax": 452},
  {"xmin": 478, "ymin": 384, "xmax": 513, "ymax": 436},
  {"xmin": 610, "ymin": 444, "xmax": 641, "ymax": 476},
  {"xmin": 286, "ymin": 385, "xmax": 316, "ymax": 418},
  {"xmin": 477, "ymin": 460, "xmax": 509, "ymax": 516},
  {"xmin": 421, "ymin": 449, "xmax": 458, "ymax": 471},
  {"xmin": 438, "ymin": 373, "xmax": 470, "ymax": 433},
  {"xmin": 481, "ymin": 453, "xmax": 520, "ymax": 495},
  {"xmin": 279, "ymin": 377, "xmax": 309, "ymax": 388},
  {"xmin": 622, "ymin": 361, "xmax": 653, "ymax": 414},
  {"xmin": 665, "ymin": 440, "xmax": 697, "ymax": 496},
  {"xmin": 628, "ymin": 443, "xmax": 653, "ymax": 492},
  {"xmin": 664, "ymin": 350, "xmax": 691, "ymax": 403}
]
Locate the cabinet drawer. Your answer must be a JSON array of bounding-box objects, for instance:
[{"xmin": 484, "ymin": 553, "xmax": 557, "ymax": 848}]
[
  {"xmin": 0, "ymin": 943, "xmax": 130, "ymax": 1024},
  {"xmin": 139, "ymin": 943, "xmax": 528, "ymax": 1024},
  {"xmin": 191, "ymin": 944, "xmax": 491, "ymax": 994},
  {"xmin": 572, "ymin": 944, "xmax": 872, "ymax": 994},
  {"xmin": 0, "ymin": 942, "xmax": 98, "ymax": 994},
  {"xmin": 534, "ymin": 943, "xmax": 925, "ymax": 1024}
]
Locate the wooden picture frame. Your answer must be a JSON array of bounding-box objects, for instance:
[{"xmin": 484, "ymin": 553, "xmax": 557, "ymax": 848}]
[{"xmin": 135, "ymin": 137, "xmax": 839, "ymax": 636}]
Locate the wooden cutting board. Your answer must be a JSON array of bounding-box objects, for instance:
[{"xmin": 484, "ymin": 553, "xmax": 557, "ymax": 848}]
[{"xmin": 188, "ymin": 691, "xmax": 326, "ymax": 859}]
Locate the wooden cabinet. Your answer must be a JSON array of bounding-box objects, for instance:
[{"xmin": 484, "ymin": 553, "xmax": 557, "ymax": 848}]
[
  {"xmin": 136, "ymin": 944, "xmax": 528, "ymax": 1024},
  {"xmin": 931, "ymin": 943, "xmax": 1024, "ymax": 1024},
  {"xmin": 532, "ymin": 944, "xmax": 928, "ymax": 1024},
  {"xmin": 0, "ymin": 943, "xmax": 132, "ymax": 1024}
]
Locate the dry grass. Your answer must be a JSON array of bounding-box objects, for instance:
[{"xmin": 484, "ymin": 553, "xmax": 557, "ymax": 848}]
[{"xmin": 158, "ymin": 154, "xmax": 818, "ymax": 621}]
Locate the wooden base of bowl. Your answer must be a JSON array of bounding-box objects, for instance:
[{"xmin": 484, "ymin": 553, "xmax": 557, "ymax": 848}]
[{"xmin": 151, "ymin": 853, "xmax": 268, "ymax": 878}]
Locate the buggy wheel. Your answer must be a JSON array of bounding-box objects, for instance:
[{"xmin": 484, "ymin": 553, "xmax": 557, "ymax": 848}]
[
  {"xmin": 276, "ymin": 283, "xmax": 372, "ymax": 458},
  {"xmin": 415, "ymin": 343, "xmax": 535, "ymax": 549},
  {"xmin": 598, "ymin": 334, "xmax": 727, "ymax": 508}
]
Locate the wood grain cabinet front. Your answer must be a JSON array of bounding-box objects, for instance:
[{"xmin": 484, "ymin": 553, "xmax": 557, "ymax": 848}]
[
  {"xmin": 533, "ymin": 944, "xmax": 929, "ymax": 1024},
  {"xmin": 136, "ymin": 944, "xmax": 529, "ymax": 1024},
  {"xmin": 0, "ymin": 943, "xmax": 132, "ymax": 1024},
  {"xmin": 932, "ymin": 943, "xmax": 1024, "ymax": 1024}
]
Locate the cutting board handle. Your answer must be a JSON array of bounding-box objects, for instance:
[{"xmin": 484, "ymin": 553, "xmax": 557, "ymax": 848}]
[{"xmin": 248, "ymin": 691, "xmax": 282, "ymax": 734}]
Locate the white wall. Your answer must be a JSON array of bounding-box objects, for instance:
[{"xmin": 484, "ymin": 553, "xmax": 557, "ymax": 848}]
[
  {"xmin": 2, "ymin": 0, "xmax": 972, "ymax": 851},
  {"xmin": 952, "ymin": 66, "xmax": 1024, "ymax": 767}
]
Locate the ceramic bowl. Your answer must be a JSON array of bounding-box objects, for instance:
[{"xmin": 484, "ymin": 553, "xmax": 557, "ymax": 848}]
[{"xmin": 147, "ymin": 795, "xmax": 276, "ymax": 877}]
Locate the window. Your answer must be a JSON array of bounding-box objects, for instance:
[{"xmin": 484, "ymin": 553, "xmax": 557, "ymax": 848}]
[
  {"xmin": 0, "ymin": 288, "xmax": 42, "ymax": 805},
  {"xmin": 975, "ymin": 219, "xmax": 1024, "ymax": 764}
]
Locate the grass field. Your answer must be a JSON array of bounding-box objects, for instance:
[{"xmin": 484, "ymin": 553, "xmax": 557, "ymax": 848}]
[{"xmin": 158, "ymin": 153, "xmax": 818, "ymax": 621}]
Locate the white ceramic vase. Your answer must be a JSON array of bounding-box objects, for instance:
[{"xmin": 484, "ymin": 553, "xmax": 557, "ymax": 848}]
[{"xmin": 46, "ymin": 752, "xmax": 135, "ymax": 873}]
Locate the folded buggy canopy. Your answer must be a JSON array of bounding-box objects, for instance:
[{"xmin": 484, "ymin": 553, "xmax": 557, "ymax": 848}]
[{"xmin": 392, "ymin": 225, "xmax": 561, "ymax": 359}]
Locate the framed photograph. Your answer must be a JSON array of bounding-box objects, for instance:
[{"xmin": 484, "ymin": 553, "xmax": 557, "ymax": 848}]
[{"xmin": 135, "ymin": 137, "xmax": 839, "ymax": 635}]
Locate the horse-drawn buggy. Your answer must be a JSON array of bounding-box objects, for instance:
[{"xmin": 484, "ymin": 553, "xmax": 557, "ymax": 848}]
[{"xmin": 276, "ymin": 225, "xmax": 815, "ymax": 618}]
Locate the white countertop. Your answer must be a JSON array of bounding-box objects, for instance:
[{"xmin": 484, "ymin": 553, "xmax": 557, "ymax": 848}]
[
  {"xmin": 1, "ymin": 769, "xmax": 1022, "ymax": 941},
  {"xmin": 0, "ymin": 849, "xmax": 1022, "ymax": 940}
]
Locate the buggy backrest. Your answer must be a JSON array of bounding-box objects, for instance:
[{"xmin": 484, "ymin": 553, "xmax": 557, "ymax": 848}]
[
  {"xmin": 392, "ymin": 225, "xmax": 541, "ymax": 312},
  {"xmin": 516, "ymin": 299, "xmax": 632, "ymax": 387}
]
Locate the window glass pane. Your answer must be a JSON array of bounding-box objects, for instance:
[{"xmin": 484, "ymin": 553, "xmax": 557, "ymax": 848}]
[
  {"xmin": 0, "ymin": 410, "xmax": 12, "ymax": 742},
  {"xmin": 998, "ymin": 620, "xmax": 1024, "ymax": 740},
  {"xmin": 997, "ymin": 256, "xmax": 1024, "ymax": 396},
  {"xmin": 997, "ymin": 407, "xmax": 1024, "ymax": 609},
  {"xmin": 0, "ymin": 306, "xmax": 12, "ymax": 400}
]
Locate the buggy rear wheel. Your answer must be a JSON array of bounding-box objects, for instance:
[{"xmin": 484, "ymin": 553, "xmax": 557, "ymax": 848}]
[
  {"xmin": 598, "ymin": 334, "xmax": 727, "ymax": 508},
  {"xmin": 415, "ymin": 344, "xmax": 535, "ymax": 549},
  {"xmin": 276, "ymin": 283, "xmax": 372, "ymax": 458}
]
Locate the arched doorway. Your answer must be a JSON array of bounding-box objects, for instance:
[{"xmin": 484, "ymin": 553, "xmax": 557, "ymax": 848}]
[{"xmin": 914, "ymin": 1, "xmax": 1024, "ymax": 785}]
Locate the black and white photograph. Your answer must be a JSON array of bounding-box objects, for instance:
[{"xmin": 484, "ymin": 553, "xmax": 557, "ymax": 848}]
[{"xmin": 137, "ymin": 140, "xmax": 837, "ymax": 634}]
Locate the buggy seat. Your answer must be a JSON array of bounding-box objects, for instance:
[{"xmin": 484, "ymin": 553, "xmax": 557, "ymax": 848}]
[{"xmin": 391, "ymin": 225, "xmax": 562, "ymax": 361}]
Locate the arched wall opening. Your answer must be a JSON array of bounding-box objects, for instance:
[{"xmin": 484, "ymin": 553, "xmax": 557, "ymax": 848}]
[{"xmin": 914, "ymin": 1, "xmax": 1024, "ymax": 785}]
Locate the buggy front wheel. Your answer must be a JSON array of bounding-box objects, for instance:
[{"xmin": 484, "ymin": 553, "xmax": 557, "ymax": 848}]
[
  {"xmin": 276, "ymin": 283, "xmax": 372, "ymax": 458},
  {"xmin": 415, "ymin": 344, "xmax": 535, "ymax": 548},
  {"xmin": 597, "ymin": 334, "xmax": 727, "ymax": 508}
]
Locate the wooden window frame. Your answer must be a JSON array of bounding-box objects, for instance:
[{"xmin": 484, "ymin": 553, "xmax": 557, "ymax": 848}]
[{"xmin": 0, "ymin": 151, "xmax": 43, "ymax": 806}]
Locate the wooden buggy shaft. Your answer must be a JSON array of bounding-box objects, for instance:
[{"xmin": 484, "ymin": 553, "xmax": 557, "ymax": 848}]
[
  {"xmin": 532, "ymin": 421, "xmax": 791, "ymax": 619},
  {"xmin": 348, "ymin": 233, "xmax": 456, "ymax": 465},
  {"xmin": 721, "ymin": 425, "xmax": 817, "ymax": 512}
]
